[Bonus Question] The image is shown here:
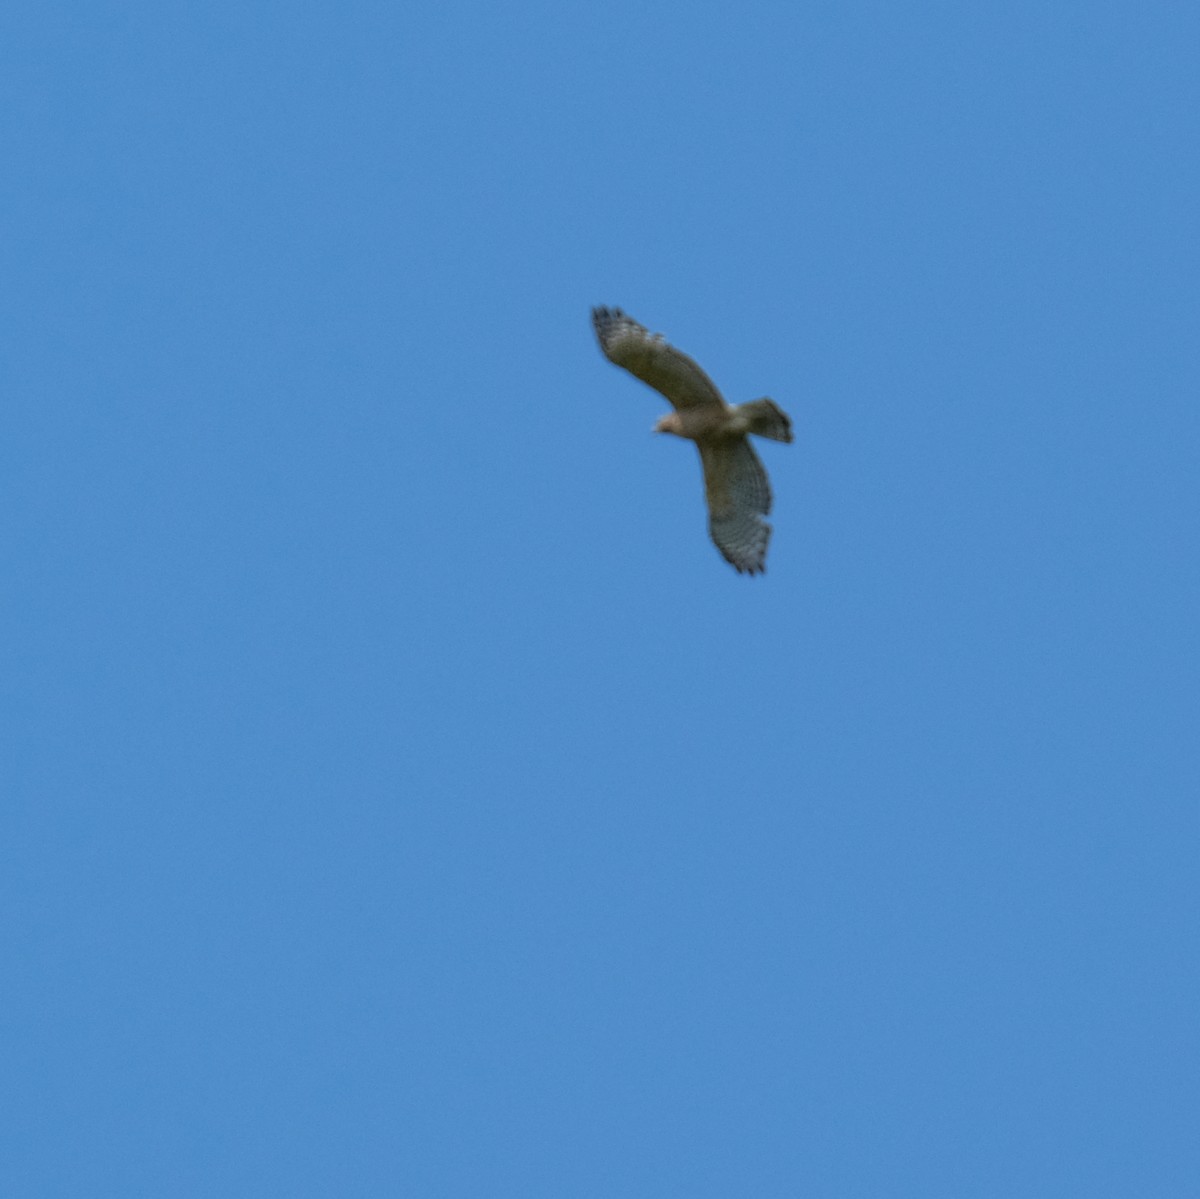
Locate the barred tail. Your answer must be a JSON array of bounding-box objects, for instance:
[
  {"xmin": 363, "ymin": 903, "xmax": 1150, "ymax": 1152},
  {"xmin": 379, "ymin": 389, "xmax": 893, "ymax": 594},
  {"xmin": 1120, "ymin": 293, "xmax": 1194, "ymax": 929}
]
[{"xmin": 735, "ymin": 398, "xmax": 793, "ymax": 443}]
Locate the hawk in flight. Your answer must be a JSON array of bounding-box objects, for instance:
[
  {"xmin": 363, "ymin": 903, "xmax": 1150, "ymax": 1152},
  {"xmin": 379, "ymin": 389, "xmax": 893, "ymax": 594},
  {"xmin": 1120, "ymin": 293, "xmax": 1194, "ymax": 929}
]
[{"xmin": 592, "ymin": 306, "xmax": 793, "ymax": 574}]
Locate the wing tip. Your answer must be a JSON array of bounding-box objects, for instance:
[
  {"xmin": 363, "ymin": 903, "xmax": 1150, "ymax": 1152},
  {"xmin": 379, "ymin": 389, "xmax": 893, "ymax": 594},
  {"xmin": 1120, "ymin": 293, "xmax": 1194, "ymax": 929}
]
[
  {"xmin": 592, "ymin": 305, "xmax": 626, "ymax": 354},
  {"xmin": 719, "ymin": 537, "xmax": 770, "ymax": 576},
  {"xmin": 591, "ymin": 303, "xmax": 625, "ymax": 328}
]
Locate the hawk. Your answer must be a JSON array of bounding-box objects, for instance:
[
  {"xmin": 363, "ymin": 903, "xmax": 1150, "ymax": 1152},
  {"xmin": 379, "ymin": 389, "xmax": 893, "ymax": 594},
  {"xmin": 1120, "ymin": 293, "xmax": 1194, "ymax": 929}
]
[{"xmin": 592, "ymin": 306, "xmax": 793, "ymax": 574}]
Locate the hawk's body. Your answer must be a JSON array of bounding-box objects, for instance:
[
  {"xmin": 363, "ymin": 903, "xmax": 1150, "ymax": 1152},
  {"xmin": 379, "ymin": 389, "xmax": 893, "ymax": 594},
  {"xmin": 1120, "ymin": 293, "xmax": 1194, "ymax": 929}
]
[{"xmin": 591, "ymin": 306, "xmax": 792, "ymax": 574}]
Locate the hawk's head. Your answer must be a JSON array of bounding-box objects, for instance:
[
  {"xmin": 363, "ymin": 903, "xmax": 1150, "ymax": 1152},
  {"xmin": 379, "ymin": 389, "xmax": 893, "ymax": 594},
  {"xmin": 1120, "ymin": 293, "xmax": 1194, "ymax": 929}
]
[{"xmin": 653, "ymin": 413, "xmax": 684, "ymax": 437}]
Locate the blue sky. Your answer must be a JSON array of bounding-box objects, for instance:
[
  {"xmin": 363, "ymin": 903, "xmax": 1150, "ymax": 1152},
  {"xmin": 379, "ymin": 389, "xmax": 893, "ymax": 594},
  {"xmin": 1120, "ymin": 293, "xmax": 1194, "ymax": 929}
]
[{"xmin": 3, "ymin": 1, "xmax": 1197, "ymax": 1194}]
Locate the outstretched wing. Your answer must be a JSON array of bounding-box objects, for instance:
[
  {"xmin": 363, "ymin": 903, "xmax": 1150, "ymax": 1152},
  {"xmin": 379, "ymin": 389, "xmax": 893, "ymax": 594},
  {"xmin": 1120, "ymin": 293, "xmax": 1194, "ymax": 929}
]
[
  {"xmin": 697, "ymin": 438, "xmax": 773, "ymax": 574},
  {"xmin": 592, "ymin": 306, "xmax": 725, "ymax": 410}
]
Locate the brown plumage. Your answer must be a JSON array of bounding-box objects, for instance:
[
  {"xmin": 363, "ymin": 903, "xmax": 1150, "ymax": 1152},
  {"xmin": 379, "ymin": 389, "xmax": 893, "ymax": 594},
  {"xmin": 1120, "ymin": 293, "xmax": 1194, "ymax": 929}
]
[{"xmin": 591, "ymin": 306, "xmax": 792, "ymax": 574}]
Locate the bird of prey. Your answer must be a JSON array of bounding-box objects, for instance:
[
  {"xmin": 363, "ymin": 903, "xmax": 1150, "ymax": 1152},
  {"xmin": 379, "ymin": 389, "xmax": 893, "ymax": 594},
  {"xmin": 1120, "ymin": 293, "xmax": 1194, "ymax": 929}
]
[{"xmin": 592, "ymin": 306, "xmax": 792, "ymax": 574}]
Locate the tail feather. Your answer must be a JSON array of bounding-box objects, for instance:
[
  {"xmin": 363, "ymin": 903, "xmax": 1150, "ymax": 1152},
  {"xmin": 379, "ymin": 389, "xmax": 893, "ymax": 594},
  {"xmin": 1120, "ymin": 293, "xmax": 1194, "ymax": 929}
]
[{"xmin": 735, "ymin": 398, "xmax": 793, "ymax": 443}]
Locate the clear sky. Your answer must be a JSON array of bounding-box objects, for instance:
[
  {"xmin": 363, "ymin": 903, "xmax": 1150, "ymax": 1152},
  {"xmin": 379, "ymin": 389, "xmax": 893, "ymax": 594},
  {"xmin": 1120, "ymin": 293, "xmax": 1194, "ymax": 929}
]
[{"xmin": 3, "ymin": 1, "xmax": 1197, "ymax": 1194}]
